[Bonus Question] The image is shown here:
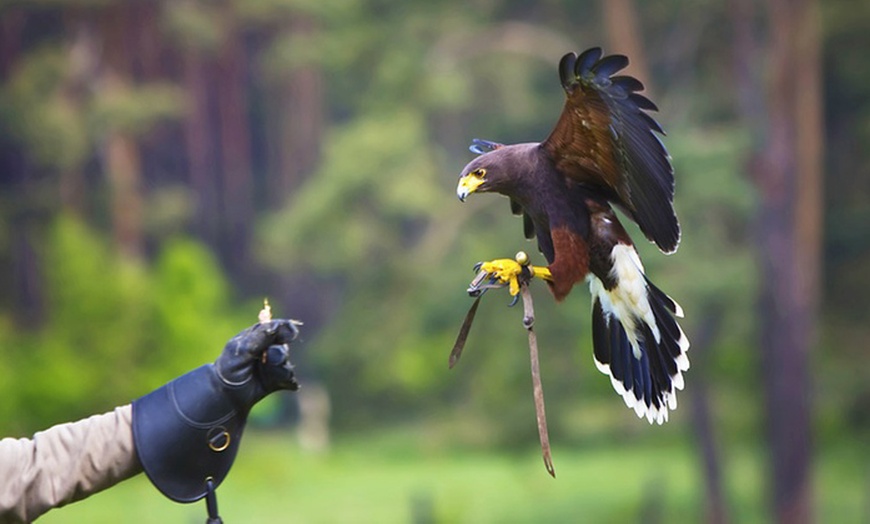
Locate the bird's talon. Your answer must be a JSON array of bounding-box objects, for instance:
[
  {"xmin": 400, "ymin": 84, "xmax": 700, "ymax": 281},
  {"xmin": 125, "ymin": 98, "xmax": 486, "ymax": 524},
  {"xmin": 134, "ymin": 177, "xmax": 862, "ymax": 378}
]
[
  {"xmin": 466, "ymin": 256, "xmax": 550, "ymax": 300},
  {"xmin": 508, "ymin": 295, "xmax": 520, "ymax": 307},
  {"xmin": 479, "ymin": 258, "xmax": 524, "ymax": 285}
]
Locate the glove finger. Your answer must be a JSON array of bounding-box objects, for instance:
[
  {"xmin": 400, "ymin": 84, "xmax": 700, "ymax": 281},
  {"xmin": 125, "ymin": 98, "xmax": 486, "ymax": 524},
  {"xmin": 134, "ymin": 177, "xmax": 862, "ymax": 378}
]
[
  {"xmin": 263, "ymin": 344, "xmax": 290, "ymax": 366},
  {"xmin": 259, "ymin": 344, "xmax": 299, "ymax": 392},
  {"xmin": 229, "ymin": 319, "xmax": 299, "ymax": 359},
  {"xmin": 269, "ymin": 320, "xmax": 300, "ymax": 346}
]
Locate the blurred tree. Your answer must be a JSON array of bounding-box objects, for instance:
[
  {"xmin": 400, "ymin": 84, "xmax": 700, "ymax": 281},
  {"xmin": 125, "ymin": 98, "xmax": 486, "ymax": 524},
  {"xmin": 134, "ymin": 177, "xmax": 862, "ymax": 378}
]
[
  {"xmin": 255, "ymin": 5, "xmax": 326, "ymax": 200},
  {"xmin": 601, "ymin": 0, "xmax": 651, "ymax": 89},
  {"xmin": 817, "ymin": 0, "xmax": 870, "ymax": 446},
  {"xmin": 731, "ymin": 0, "xmax": 823, "ymax": 522},
  {"xmin": 0, "ymin": 214, "xmax": 243, "ymax": 434}
]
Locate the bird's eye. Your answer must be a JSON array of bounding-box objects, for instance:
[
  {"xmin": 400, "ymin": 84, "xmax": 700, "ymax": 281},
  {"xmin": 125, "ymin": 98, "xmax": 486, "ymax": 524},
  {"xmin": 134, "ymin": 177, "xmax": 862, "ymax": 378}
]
[{"xmin": 472, "ymin": 168, "xmax": 486, "ymax": 177}]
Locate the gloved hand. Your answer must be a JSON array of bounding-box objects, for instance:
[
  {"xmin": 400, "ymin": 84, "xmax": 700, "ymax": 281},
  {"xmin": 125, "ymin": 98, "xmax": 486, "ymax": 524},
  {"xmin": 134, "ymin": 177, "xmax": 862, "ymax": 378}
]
[
  {"xmin": 215, "ymin": 319, "xmax": 301, "ymax": 404},
  {"xmin": 133, "ymin": 319, "xmax": 302, "ymax": 503}
]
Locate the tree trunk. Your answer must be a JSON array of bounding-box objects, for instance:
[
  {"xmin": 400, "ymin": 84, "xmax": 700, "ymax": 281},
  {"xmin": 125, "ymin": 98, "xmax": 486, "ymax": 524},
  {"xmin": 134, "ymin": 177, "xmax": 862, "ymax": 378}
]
[
  {"xmin": 104, "ymin": 109, "xmax": 144, "ymax": 258},
  {"xmin": 10, "ymin": 174, "xmax": 44, "ymax": 329},
  {"xmin": 688, "ymin": 306, "xmax": 730, "ymax": 524},
  {"xmin": 100, "ymin": 5, "xmax": 144, "ymax": 258},
  {"xmin": 733, "ymin": 0, "xmax": 822, "ymax": 522},
  {"xmin": 182, "ymin": 45, "xmax": 219, "ymax": 247},
  {"xmin": 601, "ymin": 0, "xmax": 652, "ymax": 90},
  {"xmin": 601, "ymin": 2, "xmax": 730, "ymax": 519},
  {"xmin": 0, "ymin": 8, "xmax": 25, "ymax": 81},
  {"xmin": 277, "ymin": 14, "xmax": 324, "ymax": 199},
  {"xmin": 261, "ymin": 14, "xmax": 325, "ymax": 208},
  {"xmin": 215, "ymin": 24, "xmax": 254, "ymax": 275},
  {"xmin": 792, "ymin": 0, "xmax": 824, "ymax": 333},
  {"xmin": 58, "ymin": 17, "xmax": 83, "ymax": 214}
]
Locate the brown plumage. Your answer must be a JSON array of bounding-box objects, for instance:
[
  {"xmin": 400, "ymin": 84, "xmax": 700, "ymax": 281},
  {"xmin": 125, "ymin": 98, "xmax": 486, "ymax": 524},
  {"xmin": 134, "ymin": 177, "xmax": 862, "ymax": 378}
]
[{"xmin": 456, "ymin": 48, "xmax": 689, "ymax": 424}]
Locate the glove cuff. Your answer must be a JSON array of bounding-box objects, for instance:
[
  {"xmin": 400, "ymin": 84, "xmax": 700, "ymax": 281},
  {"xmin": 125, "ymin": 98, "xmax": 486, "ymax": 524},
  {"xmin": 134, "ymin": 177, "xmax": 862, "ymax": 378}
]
[{"xmin": 132, "ymin": 364, "xmax": 248, "ymax": 503}]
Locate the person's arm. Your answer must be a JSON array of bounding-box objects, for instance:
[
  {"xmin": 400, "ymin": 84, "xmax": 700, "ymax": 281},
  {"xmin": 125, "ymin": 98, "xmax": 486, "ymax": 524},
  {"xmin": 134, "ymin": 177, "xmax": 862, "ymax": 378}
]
[
  {"xmin": 0, "ymin": 405, "xmax": 141, "ymax": 523},
  {"xmin": 133, "ymin": 319, "xmax": 300, "ymax": 502},
  {"xmin": 0, "ymin": 319, "xmax": 300, "ymax": 523}
]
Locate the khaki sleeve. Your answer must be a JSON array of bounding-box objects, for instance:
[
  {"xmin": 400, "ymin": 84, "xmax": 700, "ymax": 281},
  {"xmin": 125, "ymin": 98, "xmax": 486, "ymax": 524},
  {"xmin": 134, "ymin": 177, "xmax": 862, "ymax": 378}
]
[{"xmin": 0, "ymin": 404, "xmax": 143, "ymax": 523}]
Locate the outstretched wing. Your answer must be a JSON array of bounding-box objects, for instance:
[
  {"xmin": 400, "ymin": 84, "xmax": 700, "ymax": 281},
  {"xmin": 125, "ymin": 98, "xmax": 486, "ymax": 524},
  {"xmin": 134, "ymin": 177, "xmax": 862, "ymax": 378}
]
[{"xmin": 541, "ymin": 48, "xmax": 679, "ymax": 254}]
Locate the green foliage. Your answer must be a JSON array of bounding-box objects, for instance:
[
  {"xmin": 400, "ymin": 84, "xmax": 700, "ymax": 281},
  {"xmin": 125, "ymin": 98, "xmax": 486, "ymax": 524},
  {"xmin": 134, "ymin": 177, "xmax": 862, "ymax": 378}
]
[
  {"xmin": 258, "ymin": 108, "xmax": 461, "ymax": 426},
  {"xmin": 0, "ymin": 47, "xmax": 89, "ymax": 170},
  {"xmin": 0, "ymin": 46, "xmax": 183, "ymax": 175},
  {"xmin": 89, "ymin": 83, "xmax": 185, "ymax": 137},
  {"xmin": 0, "ymin": 215, "xmax": 243, "ymax": 434},
  {"xmin": 162, "ymin": 1, "xmax": 227, "ymax": 52},
  {"xmin": 650, "ymin": 128, "xmax": 758, "ymax": 371},
  {"xmin": 24, "ymin": 215, "xmax": 153, "ymax": 424},
  {"xmin": 148, "ymin": 237, "xmax": 243, "ymax": 386},
  {"xmin": 260, "ymin": 110, "xmax": 442, "ymax": 275}
]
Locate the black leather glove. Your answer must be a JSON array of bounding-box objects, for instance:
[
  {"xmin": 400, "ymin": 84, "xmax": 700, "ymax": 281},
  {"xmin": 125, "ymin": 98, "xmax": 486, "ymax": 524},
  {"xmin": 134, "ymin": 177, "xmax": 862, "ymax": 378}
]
[
  {"xmin": 132, "ymin": 319, "xmax": 300, "ymax": 503},
  {"xmin": 215, "ymin": 319, "xmax": 301, "ymax": 400}
]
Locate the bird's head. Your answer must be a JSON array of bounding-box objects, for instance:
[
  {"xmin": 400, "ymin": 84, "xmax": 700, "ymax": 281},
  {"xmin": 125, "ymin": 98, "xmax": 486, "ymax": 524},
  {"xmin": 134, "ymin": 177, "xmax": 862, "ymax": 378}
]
[
  {"xmin": 456, "ymin": 164, "xmax": 487, "ymax": 202},
  {"xmin": 457, "ymin": 149, "xmax": 512, "ymax": 202}
]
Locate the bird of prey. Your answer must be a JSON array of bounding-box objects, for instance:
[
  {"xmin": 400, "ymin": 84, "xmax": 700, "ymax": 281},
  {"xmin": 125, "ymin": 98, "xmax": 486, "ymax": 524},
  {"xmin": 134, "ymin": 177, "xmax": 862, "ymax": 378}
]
[{"xmin": 456, "ymin": 47, "xmax": 689, "ymax": 424}]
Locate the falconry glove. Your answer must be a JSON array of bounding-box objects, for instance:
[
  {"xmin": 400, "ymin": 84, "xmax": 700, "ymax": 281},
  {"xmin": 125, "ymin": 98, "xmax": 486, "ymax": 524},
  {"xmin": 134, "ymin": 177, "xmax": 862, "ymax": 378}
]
[{"xmin": 132, "ymin": 319, "xmax": 300, "ymax": 503}]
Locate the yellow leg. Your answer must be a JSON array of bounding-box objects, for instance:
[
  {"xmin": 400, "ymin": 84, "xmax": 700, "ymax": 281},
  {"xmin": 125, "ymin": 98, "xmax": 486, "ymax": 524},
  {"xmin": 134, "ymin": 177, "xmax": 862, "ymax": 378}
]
[{"xmin": 532, "ymin": 266, "xmax": 552, "ymax": 281}]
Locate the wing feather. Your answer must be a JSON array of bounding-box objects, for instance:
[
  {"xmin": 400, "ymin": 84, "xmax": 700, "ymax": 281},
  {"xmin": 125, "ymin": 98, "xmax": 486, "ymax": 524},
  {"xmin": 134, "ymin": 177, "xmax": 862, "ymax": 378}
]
[
  {"xmin": 542, "ymin": 48, "xmax": 680, "ymax": 253},
  {"xmin": 588, "ymin": 54, "xmax": 629, "ymax": 79},
  {"xmin": 574, "ymin": 48, "xmax": 603, "ymax": 80}
]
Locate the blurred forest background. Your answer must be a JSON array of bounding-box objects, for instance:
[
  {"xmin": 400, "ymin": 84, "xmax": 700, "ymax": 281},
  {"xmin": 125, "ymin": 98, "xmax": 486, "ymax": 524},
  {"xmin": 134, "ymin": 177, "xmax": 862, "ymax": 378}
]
[{"xmin": 1, "ymin": 0, "xmax": 868, "ymax": 522}]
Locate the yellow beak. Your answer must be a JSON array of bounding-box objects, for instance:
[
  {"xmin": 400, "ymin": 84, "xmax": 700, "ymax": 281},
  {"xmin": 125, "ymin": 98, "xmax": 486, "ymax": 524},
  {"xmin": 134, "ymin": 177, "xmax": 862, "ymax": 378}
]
[{"xmin": 457, "ymin": 173, "xmax": 485, "ymax": 202}]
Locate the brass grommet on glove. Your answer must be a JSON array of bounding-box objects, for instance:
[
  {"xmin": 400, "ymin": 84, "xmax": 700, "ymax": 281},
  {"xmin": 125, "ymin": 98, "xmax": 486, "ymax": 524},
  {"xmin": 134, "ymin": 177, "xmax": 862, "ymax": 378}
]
[{"xmin": 207, "ymin": 427, "xmax": 231, "ymax": 452}]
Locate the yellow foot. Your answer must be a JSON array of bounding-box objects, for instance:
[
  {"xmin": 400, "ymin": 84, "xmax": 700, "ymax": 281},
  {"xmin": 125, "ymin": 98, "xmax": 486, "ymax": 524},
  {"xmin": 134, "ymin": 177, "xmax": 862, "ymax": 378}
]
[{"xmin": 474, "ymin": 251, "xmax": 552, "ymax": 296}]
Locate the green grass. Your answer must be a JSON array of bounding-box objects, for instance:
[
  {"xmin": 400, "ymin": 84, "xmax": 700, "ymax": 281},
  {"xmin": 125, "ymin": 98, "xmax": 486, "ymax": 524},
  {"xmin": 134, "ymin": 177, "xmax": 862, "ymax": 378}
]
[{"xmin": 37, "ymin": 428, "xmax": 866, "ymax": 523}]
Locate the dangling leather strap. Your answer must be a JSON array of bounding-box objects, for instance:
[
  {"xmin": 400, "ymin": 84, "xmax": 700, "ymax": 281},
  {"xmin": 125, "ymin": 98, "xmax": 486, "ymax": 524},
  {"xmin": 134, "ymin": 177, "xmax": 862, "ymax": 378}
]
[{"xmin": 205, "ymin": 478, "xmax": 223, "ymax": 524}]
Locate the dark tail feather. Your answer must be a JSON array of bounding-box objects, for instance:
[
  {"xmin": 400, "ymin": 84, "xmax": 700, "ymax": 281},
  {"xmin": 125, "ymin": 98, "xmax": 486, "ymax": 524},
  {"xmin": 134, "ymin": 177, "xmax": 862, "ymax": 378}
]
[{"xmin": 591, "ymin": 282, "xmax": 690, "ymax": 424}]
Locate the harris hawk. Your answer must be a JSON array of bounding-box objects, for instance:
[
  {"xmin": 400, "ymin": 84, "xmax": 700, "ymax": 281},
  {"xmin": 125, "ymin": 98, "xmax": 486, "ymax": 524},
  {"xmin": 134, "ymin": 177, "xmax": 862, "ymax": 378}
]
[{"xmin": 455, "ymin": 48, "xmax": 689, "ymax": 424}]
